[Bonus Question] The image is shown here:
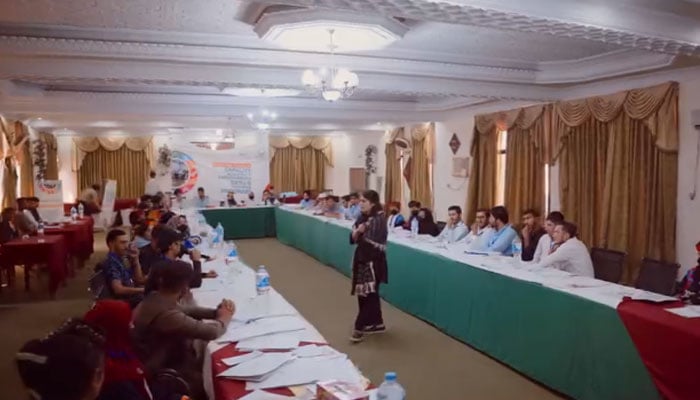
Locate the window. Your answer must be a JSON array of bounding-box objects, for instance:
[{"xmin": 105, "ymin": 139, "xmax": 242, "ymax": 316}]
[{"xmin": 495, "ymin": 129, "xmax": 507, "ymax": 205}]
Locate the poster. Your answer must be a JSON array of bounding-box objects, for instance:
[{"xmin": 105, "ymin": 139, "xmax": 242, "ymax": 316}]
[
  {"xmin": 35, "ymin": 180, "xmax": 64, "ymax": 222},
  {"xmin": 99, "ymin": 180, "xmax": 117, "ymax": 227}
]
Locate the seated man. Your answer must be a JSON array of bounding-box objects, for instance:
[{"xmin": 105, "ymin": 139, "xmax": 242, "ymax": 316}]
[
  {"xmin": 476, "ymin": 206, "xmax": 517, "ymax": 255},
  {"xmin": 343, "ymin": 193, "xmax": 361, "ymax": 221},
  {"xmin": 299, "ymin": 190, "xmax": 314, "ymax": 209},
  {"xmin": 403, "ymin": 200, "xmax": 421, "ymax": 230},
  {"xmin": 437, "ymin": 205, "xmax": 468, "ymax": 243},
  {"xmin": 465, "ymin": 209, "xmax": 495, "ymax": 250},
  {"xmin": 532, "ymin": 211, "xmax": 565, "ymax": 263},
  {"xmin": 520, "ymin": 208, "xmax": 546, "ymax": 261},
  {"xmin": 531, "ymin": 221, "xmax": 594, "ymax": 277},
  {"xmin": 386, "ymin": 202, "xmax": 405, "ymax": 229},
  {"xmin": 312, "ymin": 193, "xmax": 328, "ymax": 215},
  {"xmin": 22, "ymin": 196, "xmax": 42, "ymax": 226},
  {"xmin": 193, "ymin": 187, "xmax": 210, "ymax": 208},
  {"xmin": 133, "ymin": 259, "xmax": 235, "ymax": 399},
  {"xmin": 138, "ymin": 224, "xmax": 166, "ymax": 276},
  {"xmin": 101, "ymin": 229, "xmax": 146, "ymax": 306},
  {"xmin": 262, "ymin": 189, "xmax": 277, "ymax": 205},
  {"xmin": 0, "ymin": 207, "xmax": 19, "ymax": 244},
  {"xmin": 226, "ymin": 191, "xmax": 237, "ymax": 207},
  {"xmin": 323, "ymin": 195, "xmax": 343, "ymax": 218},
  {"xmin": 172, "ymin": 188, "xmax": 186, "ymax": 210}
]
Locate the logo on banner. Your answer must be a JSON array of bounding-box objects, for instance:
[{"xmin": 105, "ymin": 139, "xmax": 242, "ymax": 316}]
[
  {"xmin": 37, "ymin": 180, "xmax": 60, "ymax": 195},
  {"xmin": 171, "ymin": 151, "xmax": 199, "ymax": 194}
]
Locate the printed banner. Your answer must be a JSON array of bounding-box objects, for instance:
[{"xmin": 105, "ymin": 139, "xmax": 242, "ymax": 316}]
[{"xmin": 35, "ymin": 180, "xmax": 64, "ymax": 222}]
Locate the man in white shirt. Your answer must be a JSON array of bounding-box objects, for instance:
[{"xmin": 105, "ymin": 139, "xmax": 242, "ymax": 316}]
[
  {"xmin": 531, "ymin": 221, "xmax": 594, "ymax": 277},
  {"xmin": 532, "ymin": 211, "xmax": 565, "ymax": 263},
  {"xmin": 144, "ymin": 170, "xmax": 160, "ymax": 196},
  {"xmin": 464, "ymin": 209, "xmax": 495, "ymax": 251},
  {"xmin": 437, "ymin": 205, "xmax": 468, "ymax": 243}
]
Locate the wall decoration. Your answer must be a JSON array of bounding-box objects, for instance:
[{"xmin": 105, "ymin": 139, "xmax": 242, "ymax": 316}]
[
  {"xmin": 449, "ymin": 133, "xmax": 461, "ymax": 155},
  {"xmin": 157, "ymin": 144, "xmax": 172, "ymax": 176},
  {"xmin": 31, "ymin": 137, "xmax": 47, "ymax": 182},
  {"xmin": 451, "ymin": 156, "xmax": 470, "ymax": 177}
]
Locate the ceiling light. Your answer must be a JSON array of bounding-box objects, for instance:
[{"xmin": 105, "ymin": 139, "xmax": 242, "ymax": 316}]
[
  {"xmin": 209, "ymin": 143, "xmax": 217, "ymax": 150},
  {"xmin": 255, "ymin": 10, "xmax": 407, "ymax": 53},
  {"xmin": 221, "ymin": 87, "xmax": 301, "ymax": 97},
  {"xmin": 247, "ymin": 109, "xmax": 278, "ymax": 132},
  {"xmin": 302, "ymin": 29, "xmax": 358, "ymax": 102}
]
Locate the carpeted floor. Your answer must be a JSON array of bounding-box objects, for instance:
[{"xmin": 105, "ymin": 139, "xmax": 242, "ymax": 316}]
[{"xmin": 0, "ymin": 235, "xmax": 563, "ymax": 400}]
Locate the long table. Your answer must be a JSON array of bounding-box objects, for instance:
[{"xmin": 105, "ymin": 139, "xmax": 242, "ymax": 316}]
[
  {"xmin": 275, "ymin": 207, "xmax": 660, "ymax": 400},
  {"xmin": 201, "ymin": 206, "xmax": 276, "ymax": 239}
]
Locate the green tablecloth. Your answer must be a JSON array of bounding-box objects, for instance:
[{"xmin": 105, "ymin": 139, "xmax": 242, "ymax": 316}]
[
  {"xmin": 201, "ymin": 207, "xmax": 276, "ymax": 239},
  {"xmin": 275, "ymin": 208, "xmax": 658, "ymax": 400}
]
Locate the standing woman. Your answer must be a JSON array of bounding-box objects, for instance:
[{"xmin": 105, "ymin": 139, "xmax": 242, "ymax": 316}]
[{"xmin": 350, "ymin": 190, "xmax": 388, "ymax": 343}]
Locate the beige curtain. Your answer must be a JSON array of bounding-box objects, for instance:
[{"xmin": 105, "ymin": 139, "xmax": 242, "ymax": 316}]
[
  {"xmin": 466, "ymin": 125, "xmax": 498, "ymax": 221},
  {"xmin": 73, "ymin": 136, "xmax": 153, "ymax": 171},
  {"xmin": 40, "ymin": 132, "xmax": 59, "ymax": 180},
  {"xmin": 16, "ymin": 122, "xmax": 34, "ymax": 197},
  {"xmin": 384, "ymin": 128, "xmax": 404, "ymax": 206},
  {"xmin": 556, "ymin": 82, "xmax": 678, "ymax": 282},
  {"xmin": 269, "ymin": 136, "xmax": 333, "ymax": 167},
  {"xmin": 77, "ymin": 144, "xmax": 150, "ymax": 198},
  {"xmin": 407, "ymin": 123, "xmax": 434, "ymax": 209},
  {"xmin": 1, "ymin": 117, "xmax": 19, "ymax": 208},
  {"xmin": 269, "ymin": 146, "xmax": 326, "ymax": 193}
]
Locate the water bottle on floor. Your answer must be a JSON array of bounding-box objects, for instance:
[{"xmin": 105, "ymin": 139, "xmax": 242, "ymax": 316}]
[
  {"xmin": 410, "ymin": 218, "xmax": 419, "ymax": 237},
  {"xmin": 377, "ymin": 372, "xmax": 405, "ymax": 400},
  {"xmin": 255, "ymin": 265, "xmax": 270, "ymax": 296},
  {"xmin": 511, "ymin": 236, "xmax": 522, "ymax": 259}
]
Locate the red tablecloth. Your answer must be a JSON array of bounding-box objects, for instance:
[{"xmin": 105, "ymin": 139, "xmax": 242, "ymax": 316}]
[
  {"xmin": 210, "ymin": 344, "xmax": 298, "ymax": 399},
  {"xmin": 44, "ymin": 218, "xmax": 94, "ymax": 259},
  {"xmin": 617, "ymin": 298, "xmax": 700, "ymax": 400},
  {"xmin": 0, "ymin": 235, "xmax": 68, "ymax": 296}
]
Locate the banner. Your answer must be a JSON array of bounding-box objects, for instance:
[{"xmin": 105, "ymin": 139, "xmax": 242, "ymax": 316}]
[
  {"xmin": 35, "ymin": 180, "xmax": 64, "ymax": 222},
  {"xmin": 168, "ymin": 137, "xmax": 268, "ymax": 204},
  {"xmin": 99, "ymin": 180, "xmax": 117, "ymax": 228}
]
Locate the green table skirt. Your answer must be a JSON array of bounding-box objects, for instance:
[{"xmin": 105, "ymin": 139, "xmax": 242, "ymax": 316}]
[
  {"xmin": 275, "ymin": 208, "xmax": 658, "ymax": 400},
  {"xmin": 201, "ymin": 207, "xmax": 276, "ymax": 239}
]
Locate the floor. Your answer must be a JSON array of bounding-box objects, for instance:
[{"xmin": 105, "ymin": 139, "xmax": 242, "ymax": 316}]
[{"xmin": 0, "ymin": 235, "xmax": 563, "ymax": 400}]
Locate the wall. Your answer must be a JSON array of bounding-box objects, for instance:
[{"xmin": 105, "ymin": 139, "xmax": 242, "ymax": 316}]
[
  {"xmin": 56, "ymin": 135, "xmax": 77, "ymax": 202},
  {"xmin": 325, "ymin": 132, "xmax": 385, "ymax": 197}
]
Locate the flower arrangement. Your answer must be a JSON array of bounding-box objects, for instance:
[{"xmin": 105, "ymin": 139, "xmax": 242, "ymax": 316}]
[
  {"xmin": 157, "ymin": 144, "xmax": 172, "ymax": 175},
  {"xmin": 364, "ymin": 144, "xmax": 378, "ymax": 175},
  {"xmin": 31, "ymin": 138, "xmax": 47, "ymax": 182}
]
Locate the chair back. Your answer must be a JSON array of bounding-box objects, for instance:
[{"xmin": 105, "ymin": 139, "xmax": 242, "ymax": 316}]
[
  {"xmin": 88, "ymin": 260, "xmax": 108, "ymax": 300},
  {"xmin": 590, "ymin": 248, "xmax": 626, "ymax": 283},
  {"xmin": 635, "ymin": 257, "xmax": 680, "ymax": 295}
]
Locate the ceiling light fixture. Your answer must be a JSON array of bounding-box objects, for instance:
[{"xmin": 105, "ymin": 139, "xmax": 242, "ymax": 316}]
[
  {"xmin": 301, "ymin": 29, "xmax": 359, "ymax": 102},
  {"xmin": 247, "ymin": 109, "xmax": 278, "ymax": 132},
  {"xmin": 221, "ymin": 87, "xmax": 301, "ymax": 97}
]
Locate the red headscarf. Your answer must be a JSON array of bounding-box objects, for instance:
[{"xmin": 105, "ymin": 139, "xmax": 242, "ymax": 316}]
[{"xmin": 83, "ymin": 300, "xmax": 150, "ymax": 396}]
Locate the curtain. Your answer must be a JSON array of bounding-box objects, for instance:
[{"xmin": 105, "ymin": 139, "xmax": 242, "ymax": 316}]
[
  {"xmin": 73, "ymin": 136, "xmax": 153, "ymax": 171},
  {"xmin": 384, "ymin": 128, "xmax": 404, "ymax": 205},
  {"xmin": 269, "ymin": 146, "xmax": 326, "ymax": 193},
  {"xmin": 1, "ymin": 117, "xmax": 17, "ymax": 208},
  {"xmin": 16, "ymin": 122, "xmax": 34, "ymax": 197},
  {"xmin": 556, "ymin": 82, "xmax": 678, "ymax": 282},
  {"xmin": 407, "ymin": 123, "xmax": 434, "ymax": 209},
  {"xmin": 466, "ymin": 126, "xmax": 498, "ymax": 220},
  {"xmin": 77, "ymin": 145, "xmax": 149, "ymax": 198},
  {"xmin": 269, "ymin": 136, "xmax": 333, "ymax": 167}
]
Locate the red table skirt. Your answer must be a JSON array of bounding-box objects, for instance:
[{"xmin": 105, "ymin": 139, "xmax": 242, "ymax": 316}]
[
  {"xmin": 617, "ymin": 298, "xmax": 700, "ymax": 400},
  {"xmin": 44, "ymin": 218, "xmax": 93, "ymax": 259},
  {"xmin": 0, "ymin": 235, "xmax": 68, "ymax": 295}
]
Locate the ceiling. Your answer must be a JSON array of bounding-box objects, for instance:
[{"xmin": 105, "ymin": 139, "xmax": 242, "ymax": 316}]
[{"xmin": 0, "ymin": 0, "xmax": 699, "ymax": 136}]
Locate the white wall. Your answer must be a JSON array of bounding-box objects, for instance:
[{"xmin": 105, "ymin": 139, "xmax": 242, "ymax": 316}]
[
  {"xmin": 325, "ymin": 133, "xmax": 385, "ymax": 197},
  {"xmin": 434, "ymin": 112, "xmax": 475, "ymax": 221}
]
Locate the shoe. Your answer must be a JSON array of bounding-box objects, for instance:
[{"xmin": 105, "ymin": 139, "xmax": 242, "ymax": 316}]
[
  {"xmin": 349, "ymin": 331, "xmax": 364, "ymax": 343},
  {"xmin": 362, "ymin": 324, "xmax": 386, "ymax": 334}
]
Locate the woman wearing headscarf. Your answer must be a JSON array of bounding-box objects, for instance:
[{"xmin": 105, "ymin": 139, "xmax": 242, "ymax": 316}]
[
  {"xmin": 417, "ymin": 207, "xmax": 440, "ymax": 237},
  {"xmin": 349, "ymin": 190, "xmax": 388, "ymax": 343}
]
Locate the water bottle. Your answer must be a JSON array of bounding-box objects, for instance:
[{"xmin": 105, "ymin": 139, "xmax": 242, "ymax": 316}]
[
  {"xmin": 70, "ymin": 206, "xmax": 78, "ymax": 222},
  {"xmin": 255, "ymin": 265, "xmax": 270, "ymax": 296},
  {"xmin": 410, "ymin": 218, "xmax": 419, "ymax": 237},
  {"xmin": 37, "ymin": 221, "xmax": 45, "ymax": 236},
  {"xmin": 512, "ymin": 236, "xmax": 522, "ymax": 259},
  {"xmin": 225, "ymin": 241, "xmax": 238, "ymax": 264},
  {"xmin": 377, "ymin": 372, "xmax": 405, "ymax": 400},
  {"xmin": 77, "ymin": 202, "xmax": 84, "ymax": 219},
  {"xmin": 213, "ymin": 223, "xmax": 224, "ymax": 247}
]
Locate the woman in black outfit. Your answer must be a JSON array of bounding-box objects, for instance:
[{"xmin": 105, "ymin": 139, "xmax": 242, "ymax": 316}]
[
  {"xmin": 418, "ymin": 207, "xmax": 440, "ymax": 236},
  {"xmin": 350, "ymin": 190, "xmax": 388, "ymax": 343}
]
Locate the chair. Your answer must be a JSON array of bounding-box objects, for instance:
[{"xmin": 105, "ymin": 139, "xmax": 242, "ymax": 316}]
[
  {"xmin": 590, "ymin": 248, "xmax": 626, "ymax": 283},
  {"xmin": 635, "ymin": 257, "xmax": 680, "ymax": 296},
  {"xmin": 88, "ymin": 261, "xmax": 108, "ymax": 300}
]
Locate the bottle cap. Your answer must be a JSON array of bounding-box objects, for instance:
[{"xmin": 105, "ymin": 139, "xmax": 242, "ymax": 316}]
[{"xmin": 385, "ymin": 372, "xmax": 397, "ymax": 381}]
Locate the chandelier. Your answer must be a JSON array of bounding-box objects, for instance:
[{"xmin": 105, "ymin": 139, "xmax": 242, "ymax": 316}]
[
  {"xmin": 246, "ymin": 109, "xmax": 277, "ymax": 131},
  {"xmin": 301, "ymin": 29, "xmax": 359, "ymax": 102}
]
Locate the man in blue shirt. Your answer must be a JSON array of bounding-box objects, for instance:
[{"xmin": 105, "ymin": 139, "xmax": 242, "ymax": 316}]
[
  {"xmin": 485, "ymin": 206, "xmax": 518, "ymax": 255},
  {"xmin": 299, "ymin": 190, "xmax": 314, "ymax": 209},
  {"xmin": 101, "ymin": 228, "xmax": 146, "ymax": 306},
  {"xmin": 193, "ymin": 187, "xmax": 210, "ymax": 208},
  {"xmin": 344, "ymin": 193, "xmax": 361, "ymax": 221}
]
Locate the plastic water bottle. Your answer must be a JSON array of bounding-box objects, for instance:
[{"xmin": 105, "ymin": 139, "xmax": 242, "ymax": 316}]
[
  {"xmin": 37, "ymin": 221, "xmax": 45, "ymax": 236},
  {"xmin": 410, "ymin": 218, "xmax": 419, "ymax": 237},
  {"xmin": 77, "ymin": 202, "xmax": 84, "ymax": 219},
  {"xmin": 213, "ymin": 223, "xmax": 224, "ymax": 247},
  {"xmin": 225, "ymin": 241, "xmax": 238, "ymax": 263},
  {"xmin": 255, "ymin": 265, "xmax": 270, "ymax": 296},
  {"xmin": 70, "ymin": 206, "xmax": 78, "ymax": 222},
  {"xmin": 377, "ymin": 372, "xmax": 405, "ymax": 400},
  {"xmin": 512, "ymin": 236, "xmax": 522, "ymax": 259}
]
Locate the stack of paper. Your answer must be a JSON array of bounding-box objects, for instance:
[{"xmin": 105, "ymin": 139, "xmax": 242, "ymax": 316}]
[
  {"xmin": 666, "ymin": 305, "xmax": 700, "ymax": 318},
  {"xmin": 246, "ymin": 354, "xmax": 364, "ymax": 390},
  {"xmin": 217, "ymin": 316, "xmax": 307, "ymax": 343},
  {"xmin": 218, "ymin": 353, "xmax": 295, "ymax": 381},
  {"xmin": 237, "ymin": 331, "xmax": 301, "ymax": 351},
  {"xmin": 221, "ymin": 351, "xmax": 264, "ymax": 366}
]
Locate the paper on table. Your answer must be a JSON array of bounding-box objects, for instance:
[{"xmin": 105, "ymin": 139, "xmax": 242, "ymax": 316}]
[
  {"xmin": 292, "ymin": 344, "xmax": 340, "ymax": 358},
  {"xmin": 235, "ymin": 295, "xmax": 296, "ymax": 322},
  {"xmin": 217, "ymin": 352, "xmax": 294, "ymax": 379},
  {"xmin": 630, "ymin": 289, "xmax": 678, "ymax": 303},
  {"xmin": 237, "ymin": 390, "xmax": 295, "ymax": 400},
  {"xmin": 247, "ymin": 354, "xmax": 363, "ymax": 390},
  {"xmin": 666, "ymin": 305, "xmax": 700, "ymax": 318},
  {"xmin": 221, "ymin": 351, "xmax": 264, "ymax": 366},
  {"xmin": 217, "ymin": 316, "xmax": 307, "ymax": 343},
  {"xmin": 237, "ymin": 330, "xmax": 301, "ymax": 351}
]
